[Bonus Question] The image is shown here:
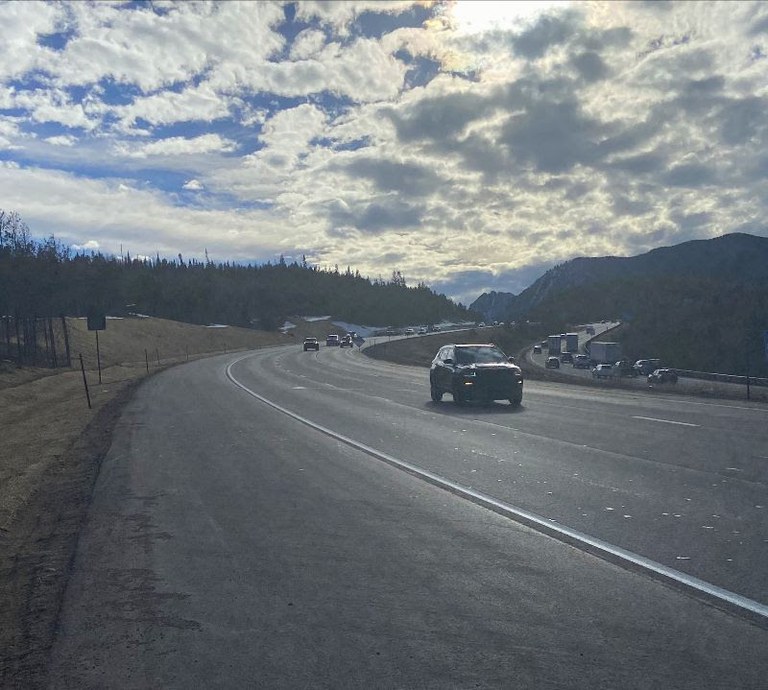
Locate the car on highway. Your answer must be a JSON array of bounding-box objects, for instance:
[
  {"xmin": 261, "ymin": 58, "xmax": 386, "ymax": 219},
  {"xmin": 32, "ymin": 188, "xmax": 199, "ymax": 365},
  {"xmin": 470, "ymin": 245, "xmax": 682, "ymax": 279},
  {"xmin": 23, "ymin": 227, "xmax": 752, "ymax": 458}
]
[
  {"xmin": 572, "ymin": 354, "xmax": 591, "ymax": 369},
  {"xmin": 340, "ymin": 335, "xmax": 353, "ymax": 347},
  {"xmin": 560, "ymin": 352, "xmax": 574, "ymax": 364},
  {"xmin": 648, "ymin": 368, "xmax": 678, "ymax": 384},
  {"xmin": 533, "ymin": 344, "xmax": 542, "ymax": 354},
  {"xmin": 404, "ymin": 327, "xmax": 415, "ymax": 335},
  {"xmin": 545, "ymin": 356, "xmax": 560, "ymax": 369},
  {"xmin": 592, "ymin": 363, "xmax": 613, "ymax": 379},
  {"xmin": 634, "ymin": 358, "xmax": 661, "ymax": 375},
  {"xmin": 612, "ymin": 360, "xmax": 638, "ymax": 378},
  {"xmin": 430, "ymin": 343, "xmax": 523, "ymax": 407},
  {"xmin": 303, "ymin": 337, "xmax": 320, "ymax": 351},
  {"xmin": 326, "ymin": 334, "xmax": 340, "ymax": 346},
  {"xmin": 418, "ymin": 327, "xmax": 427, "ymax": 334}
]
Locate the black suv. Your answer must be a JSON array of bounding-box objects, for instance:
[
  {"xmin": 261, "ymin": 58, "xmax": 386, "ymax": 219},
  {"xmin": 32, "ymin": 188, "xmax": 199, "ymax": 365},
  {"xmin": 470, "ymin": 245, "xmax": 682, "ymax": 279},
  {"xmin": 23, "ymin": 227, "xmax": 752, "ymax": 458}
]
[{"xmin": 430, "ymin": 344, "xmax": 523, "ymax": 407}]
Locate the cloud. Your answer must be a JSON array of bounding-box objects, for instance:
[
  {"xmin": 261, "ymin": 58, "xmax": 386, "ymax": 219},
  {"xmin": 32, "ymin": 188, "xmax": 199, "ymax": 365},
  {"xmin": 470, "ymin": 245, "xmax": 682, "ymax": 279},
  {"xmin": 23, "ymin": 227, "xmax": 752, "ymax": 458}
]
[
  {"xmin": 44, "ymin": 135, "xmax": 77, "ymax": 147},
  {"xmin": 339, "ymin": 157, "xmax": 444, "ymax": 197},
  {"xmin": 2, "ymin": 1, "xmax": 768, "ymax": 306},
  {"xmin": 117, "ymin": 134, "xmax": 237, "ymax": 159}
]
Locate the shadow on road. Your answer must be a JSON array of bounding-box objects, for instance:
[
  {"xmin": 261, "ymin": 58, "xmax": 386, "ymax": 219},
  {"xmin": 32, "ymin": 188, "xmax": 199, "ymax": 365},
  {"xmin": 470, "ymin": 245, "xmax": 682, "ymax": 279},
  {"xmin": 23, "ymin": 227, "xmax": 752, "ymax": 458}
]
[{"xmin": 424, "ymin": 400, "xmax": 525, "ymax": 416}]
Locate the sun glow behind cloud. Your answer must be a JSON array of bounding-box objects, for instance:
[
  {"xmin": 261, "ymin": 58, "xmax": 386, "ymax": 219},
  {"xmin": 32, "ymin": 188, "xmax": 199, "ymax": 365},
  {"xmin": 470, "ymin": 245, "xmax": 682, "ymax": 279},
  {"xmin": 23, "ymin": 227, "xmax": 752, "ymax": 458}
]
[{"xmin": 445, "ymin": 0, "xmax": 571, "ymax": 34}]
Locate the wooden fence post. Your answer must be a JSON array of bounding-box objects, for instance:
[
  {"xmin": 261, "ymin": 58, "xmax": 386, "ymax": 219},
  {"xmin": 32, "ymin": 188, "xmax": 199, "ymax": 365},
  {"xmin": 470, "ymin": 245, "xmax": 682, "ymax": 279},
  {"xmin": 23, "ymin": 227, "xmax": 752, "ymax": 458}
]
[
  {"xmin": 48, "ymin": 318, "xmax": 58, "ymax": 368},
  {"xmin": 61, "ymin": 315, "xmax": 72, "ymax": 367},
  {"xmin": 79, "ymin": 354, "xmax": 91, "ymax": 409}
]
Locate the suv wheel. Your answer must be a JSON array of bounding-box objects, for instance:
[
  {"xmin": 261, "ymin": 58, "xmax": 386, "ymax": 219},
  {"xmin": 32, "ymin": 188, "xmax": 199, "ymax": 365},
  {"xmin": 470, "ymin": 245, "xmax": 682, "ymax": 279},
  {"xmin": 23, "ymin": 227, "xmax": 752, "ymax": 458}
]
[
  {"xmin": 452, "ymin": 385, "xmax": 466, "ymax": 406},
  {"xmin": 509, "ymin": 396, "xmax": 521, "ymax": 408},
  {"xmin": 430, "ymin": 384, "xmax": 443, "ymax": 402}
]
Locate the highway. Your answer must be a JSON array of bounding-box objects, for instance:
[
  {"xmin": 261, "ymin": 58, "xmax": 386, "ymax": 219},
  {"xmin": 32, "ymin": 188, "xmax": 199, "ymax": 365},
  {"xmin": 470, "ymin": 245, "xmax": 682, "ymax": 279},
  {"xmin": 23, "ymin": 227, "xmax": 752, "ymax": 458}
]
[{"xmin": 48, "ymin": 344, "xmax": 768, "ymax": 688}]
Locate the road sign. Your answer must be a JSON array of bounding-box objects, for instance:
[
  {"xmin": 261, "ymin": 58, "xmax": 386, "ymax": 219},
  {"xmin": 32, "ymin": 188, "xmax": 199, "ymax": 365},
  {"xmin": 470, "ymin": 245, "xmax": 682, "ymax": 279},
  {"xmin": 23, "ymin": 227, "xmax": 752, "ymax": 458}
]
[{"xmin": 87, "ymin": 309, "xmax": 106, "ymax": 331}]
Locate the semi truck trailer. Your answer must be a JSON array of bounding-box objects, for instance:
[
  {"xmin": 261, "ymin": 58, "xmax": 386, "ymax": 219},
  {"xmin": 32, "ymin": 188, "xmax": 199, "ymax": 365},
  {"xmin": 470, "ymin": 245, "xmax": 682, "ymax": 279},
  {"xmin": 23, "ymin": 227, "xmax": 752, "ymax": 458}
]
[
  {"xmin": 588, "ymin": 341, "xmax": 622, "ymax": 364},
  {"xmin": 565, "ymin": 332, "xmax": 579, "ymax": 353}
]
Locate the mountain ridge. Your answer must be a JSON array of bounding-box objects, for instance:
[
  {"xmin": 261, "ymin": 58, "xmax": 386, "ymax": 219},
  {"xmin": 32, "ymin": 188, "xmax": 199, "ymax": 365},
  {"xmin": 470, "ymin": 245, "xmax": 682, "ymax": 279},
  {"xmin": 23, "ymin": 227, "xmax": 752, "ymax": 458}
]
[{"xmin": 470, "ymin": 233, "xmax": 768, "ymax": 322}]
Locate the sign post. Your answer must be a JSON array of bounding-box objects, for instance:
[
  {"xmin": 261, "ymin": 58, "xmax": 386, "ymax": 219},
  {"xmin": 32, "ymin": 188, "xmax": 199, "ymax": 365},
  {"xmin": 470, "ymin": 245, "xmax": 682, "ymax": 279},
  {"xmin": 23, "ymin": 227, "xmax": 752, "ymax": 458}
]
[{"xmin": 87, "ymin": 309, "xmax": 106, "ymax": 384}]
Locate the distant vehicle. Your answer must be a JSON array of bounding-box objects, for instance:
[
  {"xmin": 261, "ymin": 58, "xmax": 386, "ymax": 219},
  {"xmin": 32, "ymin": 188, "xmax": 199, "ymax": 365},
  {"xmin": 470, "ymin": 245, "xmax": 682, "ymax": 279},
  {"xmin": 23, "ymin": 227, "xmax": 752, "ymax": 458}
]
[
  {"xmin": 533, "ymin": 344, "xmax": 542, "ymax": 354},
  {"xmin": 326, "ymin": 334, "xmax": 340, "ymax": 346},
  {"xmin": 303, "ymin": 337, "xmax": 319, "ymax": 351},
  {"xmin": 565, "ymin": 333, "xmax": 579, "ymax": 352},
  {"xmin": 478, "ymin": 322, "xmax": 486, "ymax": 328},
  {"xmin": 648, "ymin": 368, "xmax": 678, "ymax": 384},
  {"xmin": 592, "ymin": 364, "xmax": 613, "ymax": 379},
  {"xmin": 589, "ymin": 341, "xmax": 622, "ymax": 364},
  {"xmin": 560, "ymin": 352, "xmax": 574, "ymax": 364},
  {"xmin": 404, "ymin": 327, "xmax": 415, "ymax": 335},
  {"xmin": 634, "ymin": 359, "xmax": 661, "ymax": 376},
  {"xmin": 573, "ymin": 354, "xmax": 590, "ymax": 368},
  {"xmin": 340, "ymin": 335, "xmax": 353, "ymax": 348},
  {"xmin": 612, "ymin": 360, "xmax": 638, "ymax": 378},
  {"xmin": 545, "ymin": 356, "xmax": 560, "ymax": 369},
  {"xmin": 586, "ymin": 326, "xmax": 596, "ymax": 335},
  {"xmin": 430, "ymin": 343, "xmax": 523, "ymax": 407},
  {"xmin": 385, "ymin": 328, "xmax": 397, "ymax": 336},
  {"xmin": 418, "ymin": 327, "xmax": 427, "ymax": 334}
]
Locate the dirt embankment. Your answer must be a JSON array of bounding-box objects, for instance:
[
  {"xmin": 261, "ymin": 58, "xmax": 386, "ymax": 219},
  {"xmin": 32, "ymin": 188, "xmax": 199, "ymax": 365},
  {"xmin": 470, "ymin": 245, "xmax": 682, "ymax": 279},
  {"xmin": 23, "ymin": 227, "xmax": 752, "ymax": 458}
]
[{"xmin": 364, "ymin": 326, "xmax": 540, "ymax": 368}]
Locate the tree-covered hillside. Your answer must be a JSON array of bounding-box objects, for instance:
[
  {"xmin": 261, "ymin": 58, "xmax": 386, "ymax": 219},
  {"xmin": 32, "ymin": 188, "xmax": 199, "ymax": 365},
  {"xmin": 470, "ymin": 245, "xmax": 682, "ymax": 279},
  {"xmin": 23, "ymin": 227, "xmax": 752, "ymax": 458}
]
[
  {"xmin": 470, "ymin": 233, "xmax": 768, "ymax": 378},
  {"xmin": 0, "ymin": 211, "xmax": 470, "ymax": 330},
  {"xmin": 525, "ymin": 274, "xmax": 768, "ymax": 378}
]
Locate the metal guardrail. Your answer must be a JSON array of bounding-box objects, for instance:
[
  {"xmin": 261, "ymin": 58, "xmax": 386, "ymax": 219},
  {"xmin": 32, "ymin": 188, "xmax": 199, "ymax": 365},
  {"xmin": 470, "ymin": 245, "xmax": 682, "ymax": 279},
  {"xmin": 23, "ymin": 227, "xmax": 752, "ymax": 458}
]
[{"xmin": 675, "ymin": 369, "xmax": 768, "ymax": 387}]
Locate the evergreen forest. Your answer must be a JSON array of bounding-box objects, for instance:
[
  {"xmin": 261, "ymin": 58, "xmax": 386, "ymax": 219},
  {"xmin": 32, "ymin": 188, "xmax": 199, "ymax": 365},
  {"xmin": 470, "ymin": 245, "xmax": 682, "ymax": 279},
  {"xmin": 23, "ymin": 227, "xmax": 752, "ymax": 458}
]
[{"xmin": 0, "ymin": 211, "xmax": 471, "ymax": 330}]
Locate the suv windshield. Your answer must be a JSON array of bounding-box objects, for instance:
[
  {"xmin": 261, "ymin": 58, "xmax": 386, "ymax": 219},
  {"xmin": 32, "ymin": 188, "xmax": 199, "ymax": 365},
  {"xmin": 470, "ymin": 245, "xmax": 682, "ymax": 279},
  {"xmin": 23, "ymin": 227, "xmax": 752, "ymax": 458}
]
[{"xmin": 455, "ymin": 346, "xmax": 507, "ymax": 365}]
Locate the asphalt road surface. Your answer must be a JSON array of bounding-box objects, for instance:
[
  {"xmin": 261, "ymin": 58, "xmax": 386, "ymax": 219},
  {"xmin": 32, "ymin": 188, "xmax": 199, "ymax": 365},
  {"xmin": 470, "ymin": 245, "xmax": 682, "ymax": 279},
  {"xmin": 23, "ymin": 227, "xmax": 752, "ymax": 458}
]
[{"xmin": 49, "ymin": 345, "xmax": 768, "ymax": 688}]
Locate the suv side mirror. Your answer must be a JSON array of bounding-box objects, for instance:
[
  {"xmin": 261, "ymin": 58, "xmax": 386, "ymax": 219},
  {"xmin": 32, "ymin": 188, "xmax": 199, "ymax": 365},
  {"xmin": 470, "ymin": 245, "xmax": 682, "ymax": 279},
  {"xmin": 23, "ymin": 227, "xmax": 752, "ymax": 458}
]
[{"xmin": 508, "ymin": 356, "xmax": 516, "ymax": 363}]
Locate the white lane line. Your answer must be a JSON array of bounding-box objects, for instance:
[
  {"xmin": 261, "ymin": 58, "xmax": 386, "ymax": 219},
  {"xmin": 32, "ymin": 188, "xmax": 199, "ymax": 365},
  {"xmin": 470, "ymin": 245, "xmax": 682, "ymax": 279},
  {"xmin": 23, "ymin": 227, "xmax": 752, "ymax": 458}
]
[
  {"xmin": 226, "ymin": 354, "xmax": 767, "ymax": 626},
  {"xmin": 632, "ymin": 416, "xmax": 700, "ymax": 427}
]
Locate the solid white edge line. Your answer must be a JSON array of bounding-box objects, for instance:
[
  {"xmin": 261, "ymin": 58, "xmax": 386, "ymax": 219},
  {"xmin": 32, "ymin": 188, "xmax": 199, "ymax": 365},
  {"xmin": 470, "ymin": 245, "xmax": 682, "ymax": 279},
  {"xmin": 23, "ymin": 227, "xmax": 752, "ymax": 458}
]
[
  {"xmin": 631, "ymin": 415, "xmax": 700, "ymax": 427},
  {"xmin": 226, "ymin": 354, "xmax": 768, "ymax": 627}
]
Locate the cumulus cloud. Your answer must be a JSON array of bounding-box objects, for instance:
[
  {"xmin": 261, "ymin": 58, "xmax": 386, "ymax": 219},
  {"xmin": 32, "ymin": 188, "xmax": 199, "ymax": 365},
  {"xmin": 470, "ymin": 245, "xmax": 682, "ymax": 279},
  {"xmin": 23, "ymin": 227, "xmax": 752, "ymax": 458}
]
[
  {"xmin": 2, "ymin": 1, "xmax": 768, "ymax": 303},
  {"xmin": 117, "ymin": 134, "xmax": 237, "ymax": 159}
]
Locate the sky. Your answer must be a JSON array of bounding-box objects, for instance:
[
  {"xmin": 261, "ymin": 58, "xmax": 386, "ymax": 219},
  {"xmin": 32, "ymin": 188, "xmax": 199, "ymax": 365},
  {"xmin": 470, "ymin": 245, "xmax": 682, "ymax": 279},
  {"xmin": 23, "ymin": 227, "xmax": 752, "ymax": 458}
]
[{"xmin": 2, "ymin": 1, "xmax": 767, "ymax": 306}]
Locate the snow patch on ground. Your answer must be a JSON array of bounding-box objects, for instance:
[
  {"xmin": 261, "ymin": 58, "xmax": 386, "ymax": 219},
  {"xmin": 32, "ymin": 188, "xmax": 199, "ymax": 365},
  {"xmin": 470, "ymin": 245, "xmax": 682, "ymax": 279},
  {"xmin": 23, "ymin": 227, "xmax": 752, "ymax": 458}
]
[{"xmin": 331, "ymin": 321, "xmax": 379, "ymax": 337}]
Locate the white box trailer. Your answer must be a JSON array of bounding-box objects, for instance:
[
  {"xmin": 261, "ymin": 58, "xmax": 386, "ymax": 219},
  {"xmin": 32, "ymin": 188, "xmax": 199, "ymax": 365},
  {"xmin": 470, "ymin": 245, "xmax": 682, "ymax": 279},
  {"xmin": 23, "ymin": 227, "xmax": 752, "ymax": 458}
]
[{"xmin": 589, "ymin": 341, "xmax": 622, "ymax": 364}]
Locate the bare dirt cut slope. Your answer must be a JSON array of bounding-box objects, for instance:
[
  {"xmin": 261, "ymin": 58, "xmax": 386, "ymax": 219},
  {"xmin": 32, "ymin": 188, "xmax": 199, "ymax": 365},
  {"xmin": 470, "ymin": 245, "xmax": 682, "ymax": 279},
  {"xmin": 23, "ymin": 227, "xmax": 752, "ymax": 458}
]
[{"xmin": 0, "ymin": 315, "xmax": 294, "ymax": 687}]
